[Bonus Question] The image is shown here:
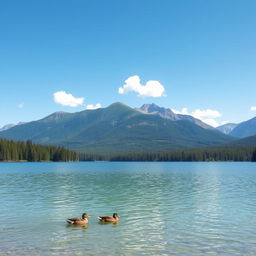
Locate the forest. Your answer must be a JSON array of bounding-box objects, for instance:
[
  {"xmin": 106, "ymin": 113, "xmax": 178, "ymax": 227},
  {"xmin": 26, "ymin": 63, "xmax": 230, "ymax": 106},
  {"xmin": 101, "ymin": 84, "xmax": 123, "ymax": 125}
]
[
  {"xmin": 80, "ymin": 146, "xmax": 256, "ymax": 162},
  {"xmin": 1, "ymin": 138, "xmax": 256, "ymax": 162},
  {"xmin": 0, "ymin": 138, "xmax": 78, "ymax": 162}
]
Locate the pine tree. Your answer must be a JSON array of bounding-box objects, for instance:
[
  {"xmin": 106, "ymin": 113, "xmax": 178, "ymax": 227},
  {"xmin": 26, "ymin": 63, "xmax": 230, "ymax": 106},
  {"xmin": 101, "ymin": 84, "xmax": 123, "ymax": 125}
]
[{"xmin": 252, "ymin": 148, "xmax": 256, "ymax": 162}]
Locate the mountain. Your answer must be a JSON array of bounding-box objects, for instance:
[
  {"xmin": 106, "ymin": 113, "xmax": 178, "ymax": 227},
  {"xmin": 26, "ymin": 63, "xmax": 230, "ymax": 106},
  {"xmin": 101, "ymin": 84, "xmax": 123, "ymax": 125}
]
[
  {"xmin": 217, "ymin": 123, "xmax": 237, "ymax": 135},
  {"xmin": 0, "ymin": 102, "xmax": 233, "ymax": 153},
  {"xmin": 224, "ymin": 135, "xmax": 256, "ymax": 147},
  {"xmin": 0, "ymin": 122, "xmax": 27, "ymax": 132},
  {"xmin": 138, "ymin": 103, "xmax": 213, "ymax": 129},
  {"xmin": 0, "ymin": 123, "xmax": 16, "ymax": 132},
  {"xmin": 229, "ymin": 117, "xmax": 256, "ymax": 138},
  {"xmin": 138, "ymin": 103, "xmax": 179, "ymax": 121}
]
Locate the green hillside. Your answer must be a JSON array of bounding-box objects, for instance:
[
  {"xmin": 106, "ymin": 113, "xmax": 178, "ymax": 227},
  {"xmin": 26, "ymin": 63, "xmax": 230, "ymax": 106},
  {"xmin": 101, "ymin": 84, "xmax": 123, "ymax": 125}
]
[
  {"xmin": 0, "ymin": 102, "xmax": 234, "ymax": 153},
  {"xmin": 230, "ymin": 117, "xmax": 256, "ymax": 138},
  {"xmin": 224, "ymin": 135, "xmax": 256, "ymax": 147}
]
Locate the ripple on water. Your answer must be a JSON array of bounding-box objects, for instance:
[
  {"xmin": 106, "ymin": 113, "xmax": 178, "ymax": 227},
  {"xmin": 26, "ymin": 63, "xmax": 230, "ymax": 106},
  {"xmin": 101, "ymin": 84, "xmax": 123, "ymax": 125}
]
[{"xmin": 0, "ymin": 162, "xmax": 256, "ymax": 255}]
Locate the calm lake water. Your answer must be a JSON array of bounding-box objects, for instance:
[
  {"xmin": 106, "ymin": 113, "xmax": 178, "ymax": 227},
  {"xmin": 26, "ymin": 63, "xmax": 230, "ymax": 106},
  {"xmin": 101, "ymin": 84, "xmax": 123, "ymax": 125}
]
[{"xmin": 0, "ymin": 162, "xmax": 256, "ymax": 255}]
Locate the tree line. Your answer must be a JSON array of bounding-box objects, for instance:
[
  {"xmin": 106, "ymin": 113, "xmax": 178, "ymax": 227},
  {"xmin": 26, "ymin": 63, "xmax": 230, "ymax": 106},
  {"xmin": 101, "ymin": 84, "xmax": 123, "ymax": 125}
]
[
  {"xmin": 80, "ymin": 146, "xmax": 256, "ymax": 162},
  {"xmin": 1, "ymin": 138, "xmax": 256, "ymax": 162},
  {"xmin": 0, "ymin": 138, "xmax": 78, "ymax": 162}
]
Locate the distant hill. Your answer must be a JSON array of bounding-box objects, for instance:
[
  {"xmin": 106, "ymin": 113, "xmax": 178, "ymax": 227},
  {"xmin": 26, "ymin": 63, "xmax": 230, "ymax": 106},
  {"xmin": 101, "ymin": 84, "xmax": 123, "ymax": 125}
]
[
  {"xmin": 0, "ymin": 102, "xmax": 234, "ymax": 153},
  {"xmin": 138, "ymin": 103, "xmax": 213, "ymax": 129},
  {"xmin": 224, "ymin": 135, "xmax": 256, "ymax": 147},
  {"xmin": 217, "ymin": 123, "xmax": 237, "ymax": 135},
  {"xmin": 0, "ymin": 122, "xmax": 27, "ymax": 132},
  {"xmin": 230, "ymin": 117, "xmax": 256, "ymax": 138},
  {"xmin": 0, "ymin": 123, "xmax": 16, "ymax": 132}
]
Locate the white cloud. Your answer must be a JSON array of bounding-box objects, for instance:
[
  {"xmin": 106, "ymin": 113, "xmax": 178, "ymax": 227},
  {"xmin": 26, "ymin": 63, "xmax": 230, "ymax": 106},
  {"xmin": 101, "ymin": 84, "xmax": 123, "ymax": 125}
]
[
  {"xmin": 251, "ymin": 106, "xmax": 256, "ymax": 111},
  {"xmin": 172, "ymin": 107, "xmax": 189, "ymax": 115},
  {"xmin": 191, "ymin": 109, "xmax": 222, "ymax": 119},
  {"xmin": 118, "ymin": 75, "xmax": 165, "ymax": 98},
  {"xmin": 202, "ymin": 118, "xmax": 220, "ymax": 127},
  {"xmin": 86, "ymin": 103, "xmax": 102, "ymax": 110},
  {"xmin": 220, "ymin": 120, "xmax": 229, "ymax": 126},
  {"xmin": 18, "ymin": 103, "xmax": 24, "ymax": 109},
  {"xmin": 53, "ymin": 91, "xmax": 84, "ymax": 107},
  {"xmin": 172, "ymin": 107, "xmax": 222, "ymax": 127}
]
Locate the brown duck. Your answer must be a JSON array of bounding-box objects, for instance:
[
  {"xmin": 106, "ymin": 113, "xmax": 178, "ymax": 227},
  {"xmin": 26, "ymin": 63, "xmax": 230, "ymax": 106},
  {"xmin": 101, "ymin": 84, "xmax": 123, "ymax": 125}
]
[
  {"xmin": 98, "ymin": 213, "xmax": 120, "ymax": 223},
  {"xmin": 66, "ymin": 213, "xmax": 90, "ymax": 225}
]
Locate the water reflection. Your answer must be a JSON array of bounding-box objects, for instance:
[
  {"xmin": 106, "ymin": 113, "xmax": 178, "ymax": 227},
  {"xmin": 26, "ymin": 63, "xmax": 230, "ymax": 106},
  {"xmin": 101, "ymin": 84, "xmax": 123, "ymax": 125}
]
[{"xmin": 66, "ymin": 224, "xmax": 89, "ymax": 230}]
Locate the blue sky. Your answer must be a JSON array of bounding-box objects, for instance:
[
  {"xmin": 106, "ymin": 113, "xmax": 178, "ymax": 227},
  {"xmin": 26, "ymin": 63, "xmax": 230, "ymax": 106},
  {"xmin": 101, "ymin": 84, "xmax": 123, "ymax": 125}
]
[{"xmin": 0, "ymin": 0, "xmax": 256, "ymax": 127}]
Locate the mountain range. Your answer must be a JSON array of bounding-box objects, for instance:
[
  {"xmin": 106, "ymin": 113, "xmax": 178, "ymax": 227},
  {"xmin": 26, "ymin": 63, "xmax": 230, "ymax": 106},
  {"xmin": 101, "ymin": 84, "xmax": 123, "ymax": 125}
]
[
  {"xmin": 1, "ymin": 102, "xmax": 256, "ymax": 153},
  {"xmin": 137, "ymin": 105, "xmax": 256, "ymax": 140},
  {"xmin": 137, "ymin": 103, "xmax": 213, "ymax": 129},
  {"xmin": 229, "ymin": 117, "xmax": 256, "ymax": 138},
  {"xmin": 0, "ymin": 102, "xmax": 235, "ymax": 153},
  {"xmin": 216, "ymin": 123, "xmax": 237, "ymax": 135},
  {"xmin": 216, "ymin": 116, "xmax": 256, "ymax": 138}
]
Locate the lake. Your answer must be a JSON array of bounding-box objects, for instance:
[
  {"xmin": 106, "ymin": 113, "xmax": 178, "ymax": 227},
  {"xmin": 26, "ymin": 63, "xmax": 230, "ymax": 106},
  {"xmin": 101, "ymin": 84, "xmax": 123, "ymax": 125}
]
[{"xmin": 0, "ymin": 162, "xmax": 256, "ymax": 255}]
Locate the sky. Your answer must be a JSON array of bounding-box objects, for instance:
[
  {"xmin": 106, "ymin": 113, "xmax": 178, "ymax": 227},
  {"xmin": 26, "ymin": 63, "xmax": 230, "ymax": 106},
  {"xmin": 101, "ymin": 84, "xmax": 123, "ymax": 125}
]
[{"xmin": 0, "ymin": 0, "xmax": 256, "ymax": 128}]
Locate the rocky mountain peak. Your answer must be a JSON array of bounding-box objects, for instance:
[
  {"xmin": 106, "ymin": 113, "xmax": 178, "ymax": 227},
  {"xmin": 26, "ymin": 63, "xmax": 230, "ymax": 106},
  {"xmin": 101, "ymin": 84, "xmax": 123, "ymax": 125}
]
[{"xmin": 139, "ymin": 103, "xmax": 178, "ymax": 121}]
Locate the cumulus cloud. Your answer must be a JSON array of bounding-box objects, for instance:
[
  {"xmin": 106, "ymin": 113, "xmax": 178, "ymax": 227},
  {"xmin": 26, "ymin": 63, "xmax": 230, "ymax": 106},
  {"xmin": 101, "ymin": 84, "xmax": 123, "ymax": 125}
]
[
  {"xmin": 201, "ymin": 118, "xmax": 220, "ymax": 128},
  {"xmin": 53, "ymin": 91, "xmax": 84, "ymax": 107},
  {"xmin": 203, "ymin": 119, "xmax": 228, "ymax": 128},
  {"xmin": 18, "ymin": 103, "xmax": 24, "ymax": 109},
  {"xmin": 220, "ymin": 120, "xmax": 229, "ymax": 125},
  {"xmin": 172, "ymin": 107, "xmax": 189, "ymax": 115},
  {"xmin": 86, "ymin": 103, "xmax": 102, "ymax": 110},
  {"xmin": 172, "ymin": 107, "xmax": 222, "ymax": 127},
  {"xmin": 118, "ymin": 75, "xmax": 165, "ymax": 98},
  {"xmin": 251, "ymin": 106, "xmax": 256, "ymax": 111},
  {"xmin": 191, "ymin": 109, "xmax": 222, "ymax": 119}
]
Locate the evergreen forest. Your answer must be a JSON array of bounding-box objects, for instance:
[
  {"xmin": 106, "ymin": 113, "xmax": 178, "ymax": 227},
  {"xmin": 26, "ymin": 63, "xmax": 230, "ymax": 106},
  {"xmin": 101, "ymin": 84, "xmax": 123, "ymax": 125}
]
[
  {"xmin": 79, "ymin": 146, "xmax": 256, "ymax": 162},
  {"xmin": 1, "ymin": 138, "xmax": 256, "ymax": 162},
  {"xmin": 0, "ymin": 138, "xmax": 78, "ymax": 162}
]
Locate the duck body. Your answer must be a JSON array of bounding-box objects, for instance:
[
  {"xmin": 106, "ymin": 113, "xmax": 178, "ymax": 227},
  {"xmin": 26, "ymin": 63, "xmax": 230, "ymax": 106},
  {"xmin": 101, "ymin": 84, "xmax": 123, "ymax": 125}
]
[
  {"xmin": 66, "ymin": 213, "xmax": 90, "ymax": 225},
  {"xmin": 98, "ymin": 213, "xmax": 120, "ymax": 223}
]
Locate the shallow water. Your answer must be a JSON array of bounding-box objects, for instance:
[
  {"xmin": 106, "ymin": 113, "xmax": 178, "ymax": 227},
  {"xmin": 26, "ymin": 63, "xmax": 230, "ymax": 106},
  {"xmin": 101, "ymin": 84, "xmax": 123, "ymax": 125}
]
[{"xmin": 0, "ymin": 162, "xmax": 256, "ymax": 255}]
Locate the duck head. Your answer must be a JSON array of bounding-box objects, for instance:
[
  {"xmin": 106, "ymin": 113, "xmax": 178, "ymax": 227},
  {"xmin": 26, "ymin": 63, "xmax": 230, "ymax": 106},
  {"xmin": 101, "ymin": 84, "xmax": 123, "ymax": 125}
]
[
  {"xmin": 82, "ymin": 213, "xmax": 90, "ymax": 219},
  {"xmin": 113, "ymin": 213, "xmax": 120, "ymax": 219}
]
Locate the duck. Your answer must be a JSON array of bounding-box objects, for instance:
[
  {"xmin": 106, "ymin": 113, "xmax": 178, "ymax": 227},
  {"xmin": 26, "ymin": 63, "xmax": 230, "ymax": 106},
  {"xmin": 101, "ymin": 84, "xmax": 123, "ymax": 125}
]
[
  {"xmin": 98, "ymin": 213, "xmax": 120, "ymax": 223},
  {"xmin": 66, "ymin": 213, "xmax": 90, "ymax": 225}
]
